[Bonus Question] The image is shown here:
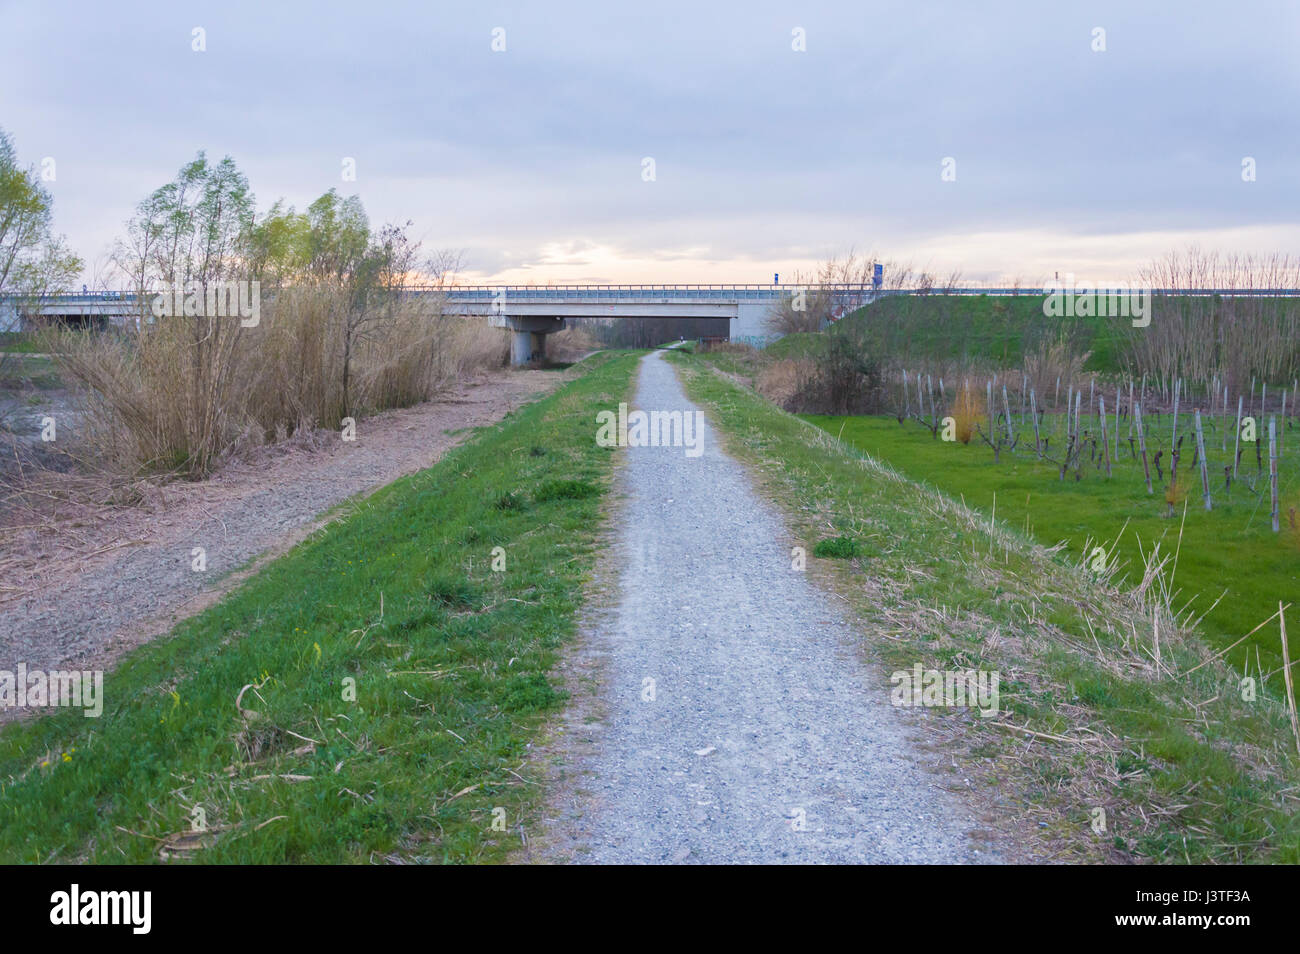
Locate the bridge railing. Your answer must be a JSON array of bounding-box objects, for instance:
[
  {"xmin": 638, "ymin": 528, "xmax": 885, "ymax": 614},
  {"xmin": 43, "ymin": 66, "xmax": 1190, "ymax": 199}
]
[{"xmin": 9, "ymin": 285, "xmax": 1300, "ymax": 306}]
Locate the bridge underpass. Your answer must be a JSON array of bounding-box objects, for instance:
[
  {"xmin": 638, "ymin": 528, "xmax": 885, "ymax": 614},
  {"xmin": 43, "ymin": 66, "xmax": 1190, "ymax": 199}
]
[{"xmin": 436, "ymin": 284, "xmax": 876, "ymax": 363}]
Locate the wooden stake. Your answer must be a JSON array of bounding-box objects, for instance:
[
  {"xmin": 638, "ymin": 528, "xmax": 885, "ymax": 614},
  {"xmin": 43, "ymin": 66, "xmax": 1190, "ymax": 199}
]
[
  {"xmin": 1114, "ymin": 385, "xmax": 1122, "ymax": 460},
  {"xmin": 1100, "ymin": 397, "xmax": 1111, "ymax": 477},
  {"xmin": 1030, "ymin": 389, "xmax": 1042, "ymax": 458},
  {"xmin": 1136, "ymin": 402, "xmax": 1152, "ymax": 493},
  {"xmin": 1222, "ymin": 384, "xmax": 1228, "ymax": 452},
  {"xmin": 1279, "ymin": 602, "xmax": 1299, "ymax": 757},
  {"xmin": 1270, "ymin": 416, "xmax": 1280, "ymax": 533},
  {"xmin": 1171, "ymin": 378, "xmax": 1180, "ymax": 450},
  {"xmin": 1195, "ymin": 410, "xmax": 1211, "ymax": 510},
  {"xmin": 1002, "ymin": 385, "xmax": 1014, "ymax": 443},
  {"xmin": 1233, "ymin": 395, "xmax": 1243, "ymax": 480},
  {"xmin": 1128, "ymin": 380, "xmax": 1135, "ymax": 439},
  {"xmin": 987, "ymin": 379, "xmax": 994, "ymax": 438}
]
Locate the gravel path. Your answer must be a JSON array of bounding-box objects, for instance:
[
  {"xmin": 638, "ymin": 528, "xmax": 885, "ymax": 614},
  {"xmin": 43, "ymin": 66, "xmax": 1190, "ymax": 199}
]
[{"xmin": 546, "ymin": 351, "xmax": 996, "ymax": 864}]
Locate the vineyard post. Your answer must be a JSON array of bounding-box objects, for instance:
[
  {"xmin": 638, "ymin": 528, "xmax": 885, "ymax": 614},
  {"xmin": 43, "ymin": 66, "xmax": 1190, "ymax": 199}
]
[
  {"xmin": 1222, "ymin": 384, "xmax": 1229, "ymax": 451},
  {"xmin": 1234, "ymin": 395, "xmax": 1244, "ymax": 480},
  {"xmin": 1171, "ymin": 378, "xmax": 1180, "ymax": 449},
  {"xmin": 1114, "ymin": 384, "xmax": 1121, "ymax": 460},
  {"xmin": 1270, "ymin": 416, "xmax": 1279, "ymax": 532},
  {"xmin": 1282, "ymin": 389, "xmax": 1288, "ymax": 452},
  {"xmin": 1030, "ymin": 389, "xmax": 1042, "ymax": 458},
  {"xmin": 1100, "ymin": 397, "xmax": 1111, "ymax": 477},
  {"xmin": 1136, "ymin": 402, "xmax": 1152, "ymax": 493},
  {"xmin": 987, "ymin": 379, "xmax": 994, "ymax": 438},
  {"xmin": 926, "ymin": 375, "xmax": 936, "ymax": 432},
  {"xmin": 1195, "ymin": 410, "xmax": 1211, "ymax": 511},
  {"xmin": 1128, "ymin": 379, "xmax": 1135, "ymax": 439},
  {"xmin": 1002, "ymin": 385, "xmax": 1014, "ymax": 443}
]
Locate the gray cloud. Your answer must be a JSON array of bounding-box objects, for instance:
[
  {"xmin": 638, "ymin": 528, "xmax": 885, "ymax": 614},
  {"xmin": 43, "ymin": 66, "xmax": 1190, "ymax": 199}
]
[{"xmin": 2, "ymin": 0, "xmax": 1297, "ymax": 283}]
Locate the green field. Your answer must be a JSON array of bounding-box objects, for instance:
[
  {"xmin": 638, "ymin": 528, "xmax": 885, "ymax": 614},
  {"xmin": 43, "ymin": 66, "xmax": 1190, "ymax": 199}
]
[
  {"xmin": 0, "ymin": 351, "xmax": 638, "ymax": 863},
  {"xmin": 803, "ymin": 411, "xmax": 1300, "ymax": 675}
]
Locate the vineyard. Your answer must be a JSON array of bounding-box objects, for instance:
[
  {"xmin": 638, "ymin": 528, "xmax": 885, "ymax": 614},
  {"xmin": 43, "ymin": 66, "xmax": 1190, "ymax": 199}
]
[{"xmin": 806, "ymin": 371, "xmax": 1299, "ymax": 677}]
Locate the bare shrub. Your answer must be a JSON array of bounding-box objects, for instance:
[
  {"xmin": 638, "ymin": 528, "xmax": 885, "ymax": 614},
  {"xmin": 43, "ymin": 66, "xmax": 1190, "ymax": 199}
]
[
  {"xmin": 47, "ymin": 287, "xmax": 505, "ymax": 479},
  {"xmin": 773, "ymin": 332, "xmax": 885, "ymax": 415},
  {"xmin": 1131, "ymin": 248, "xmax": 1300, "ymax": 395},
  {"xmin": 1023, "ymin": 330, "xmax": 1089, "ymax": 404},
  {"xmin": 949, "ymin": 384, "xmax": 984, "ymax": 444},
  {"xmin": 546, "ymin": 323, "xmax": 599, "ymax": 361},
  {"xmin": 756, "ymin": 358, "xmax": 816, "ymax": 409},
  {"xmin": 764, "ymin": 251, "xmax": 878, "ymax": 336}
]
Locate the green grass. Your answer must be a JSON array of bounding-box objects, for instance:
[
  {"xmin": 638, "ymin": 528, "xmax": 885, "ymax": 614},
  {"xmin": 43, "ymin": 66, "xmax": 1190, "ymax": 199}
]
[
  {"xmin": 0, "ymin": 332, "xmax": 42, "ymax": 354},
  {"xmin": 763, "ymin": 332, "xmax": 826, "ymax": 360},
  {"xmin": 812, "ymin": 536, "xmax": 861, "ymax": 559},
  {"xmin": 668, "ymin": 349, "xmax": 1300, "ymax": 863},
  {"xmin": 0, "ymin": 350, "xmax": 640, "ymax": 863},
  {"xmin": 801, "ymin": 412, "xmax": 1300, "ymax": 676},
  {"xmin": 836, "ymin": 295, "xmax": 1133, "ymax": 372}
]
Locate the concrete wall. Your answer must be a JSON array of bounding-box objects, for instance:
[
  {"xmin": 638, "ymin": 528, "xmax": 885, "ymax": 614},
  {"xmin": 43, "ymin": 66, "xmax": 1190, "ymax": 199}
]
[
  {"xmin": 732, "ymin": 301, "xmax": 773, "ymax": 341},
  {"xmin": 0, "ymin": 302, "xmax": 18, "ymax": 333}
]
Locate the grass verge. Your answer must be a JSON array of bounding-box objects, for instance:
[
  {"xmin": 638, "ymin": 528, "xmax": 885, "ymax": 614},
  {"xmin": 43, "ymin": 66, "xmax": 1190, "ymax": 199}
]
[
  {"xmin": 668, "ymin": 349, "xmax": 1300, "ymax": 863},
  {"xmin": 0, "ymin": 350, "xmax": 638, "ymax": 863}
]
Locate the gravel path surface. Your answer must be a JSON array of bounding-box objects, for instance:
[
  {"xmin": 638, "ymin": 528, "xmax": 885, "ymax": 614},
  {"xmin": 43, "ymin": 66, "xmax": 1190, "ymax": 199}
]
[
  {"xmin": 545, "ymin": 352, "xmax": 996, "ymax": 864},
  {"xmin": 0, "ymin": 369, "xmax": 559, "ymax": 697}
]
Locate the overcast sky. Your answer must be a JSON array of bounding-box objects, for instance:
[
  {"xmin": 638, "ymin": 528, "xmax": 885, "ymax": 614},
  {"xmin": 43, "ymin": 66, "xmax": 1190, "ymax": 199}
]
[{"xmin": 2, "ymin": 0, "xmax": 1298, "ymax": 285}]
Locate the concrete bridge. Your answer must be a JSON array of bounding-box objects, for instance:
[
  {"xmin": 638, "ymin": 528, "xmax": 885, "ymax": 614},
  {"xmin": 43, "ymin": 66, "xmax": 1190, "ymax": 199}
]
[
  {"xmin": 1, "ymin": 284, "xmax": 879, "ymax": 364},
  {"xmin": 433, "ymin": 284, "xmax": 877, "ymax": 363},
  {"xmin": 9, "ymin": 284, "xmax": 1300, "ymax": 363}
]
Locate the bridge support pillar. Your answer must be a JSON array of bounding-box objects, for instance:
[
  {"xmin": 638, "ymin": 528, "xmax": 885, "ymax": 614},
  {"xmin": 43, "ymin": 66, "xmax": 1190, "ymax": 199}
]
[{"xmin": 503, "ymin": 315, "xmax": 566, "ymax": 365}]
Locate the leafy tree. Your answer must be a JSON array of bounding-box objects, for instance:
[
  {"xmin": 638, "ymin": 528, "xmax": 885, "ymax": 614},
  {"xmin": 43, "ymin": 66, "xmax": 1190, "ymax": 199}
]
[
  {"xmin": 113, "ymin": 151, "xmax": 254, "ymax": 294},
  {"xmin": 305, "ymin": 189, "xmax": 369, "ymax": 282},
  {"xmin": 0, "ymin": 127, "xmax": 82, "ymax": 298}
]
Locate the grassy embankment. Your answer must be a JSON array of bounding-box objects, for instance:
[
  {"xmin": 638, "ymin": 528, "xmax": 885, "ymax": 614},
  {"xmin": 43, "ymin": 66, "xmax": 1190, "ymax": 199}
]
[
  {"xmin": 669, "ymin": 349, "xmax": 1300, "ymax": 863},
  {"xmin": 0, "ymin": 350, "xmax": 639, "ymax": 863},
  {"xmin": 802, "ymin": 413, "xmax": 1300, "ymax": 676},
  {"xmin": 837, "ymin": 293, "xmax": 1130, "ymax": 371}
]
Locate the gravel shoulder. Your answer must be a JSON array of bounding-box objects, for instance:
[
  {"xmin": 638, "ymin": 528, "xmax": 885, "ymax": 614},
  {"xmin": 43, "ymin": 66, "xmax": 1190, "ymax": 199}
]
[
  {"xmin": 0, "ymin": 368, "xmax": 564, "ymax": 707},
  {"xmin": 534, "ymin": 351, "xmax": 1004, "ymax": 864}
]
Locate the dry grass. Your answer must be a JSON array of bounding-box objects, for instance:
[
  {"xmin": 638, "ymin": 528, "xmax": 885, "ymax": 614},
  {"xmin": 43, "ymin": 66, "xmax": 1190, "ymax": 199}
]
[
  {"xmin": 949, "ymin": 384, "xmax": 984, "ymax": 444},
  {"xmin": 756, "ymin": 357, "xmax": 816, "ymax": 410},
  {"xmin": 41, "ymin": 285, "xmax": 506, "ymax": 479},
  {"xmin": 546, "ymin": 323, "xmax": 600, "ymax": 362},
  {"xmin": 1023, "ymin": 331, "xmax": 1090, "ymax": 405}
]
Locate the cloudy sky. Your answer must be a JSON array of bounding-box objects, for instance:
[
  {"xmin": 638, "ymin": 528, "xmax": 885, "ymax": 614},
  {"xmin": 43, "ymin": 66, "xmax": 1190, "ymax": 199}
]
[{"xmin": 2, "ymin": 0, "xmax": 1298, "ymax": 286}]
